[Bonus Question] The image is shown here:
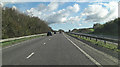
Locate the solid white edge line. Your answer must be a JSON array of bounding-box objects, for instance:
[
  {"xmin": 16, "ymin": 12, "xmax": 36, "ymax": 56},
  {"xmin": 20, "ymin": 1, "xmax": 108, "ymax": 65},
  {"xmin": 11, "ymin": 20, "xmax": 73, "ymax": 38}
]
[
  {"xmin": 66, "ymin": 34, "xmax": 118, "ymax": 64},
  {"xmin": 74, "ymin": 36, "xmax": 118, "ymax": 63},
  {"xmin": 63, "ymin": 33, "xmax": 102, "ymax": 67},
  {"xmin": 26, "ymin": 52, "xmax": 34, "ymax": 59}
]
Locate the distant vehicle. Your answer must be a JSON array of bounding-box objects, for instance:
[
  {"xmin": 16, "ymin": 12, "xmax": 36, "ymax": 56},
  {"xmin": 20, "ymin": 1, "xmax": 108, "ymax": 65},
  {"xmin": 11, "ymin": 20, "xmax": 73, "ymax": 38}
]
[
  {"xmin": 47, "ymin": 32, "xmax": 52, "ymax": 36},
  {"xmin": 59, "ymin": 31, "xmax": 62, "ymax": 33},
  {"xmin": 54, "ymin": 31, "xmax": 56, "ymax": 34}
]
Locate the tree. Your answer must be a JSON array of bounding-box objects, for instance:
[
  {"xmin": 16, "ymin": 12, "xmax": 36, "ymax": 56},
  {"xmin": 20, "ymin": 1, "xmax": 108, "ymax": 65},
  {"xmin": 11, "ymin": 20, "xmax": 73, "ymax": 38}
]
[{"xmin": 93, "ymin": 23, "xmax": 101, "ymax": 29}]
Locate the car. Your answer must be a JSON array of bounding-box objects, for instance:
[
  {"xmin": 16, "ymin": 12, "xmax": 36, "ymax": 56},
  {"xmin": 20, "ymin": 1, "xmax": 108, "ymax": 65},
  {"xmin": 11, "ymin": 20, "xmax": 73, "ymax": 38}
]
[
  {"xmin": 47, "ymin": 32, "xmax": 52, "ymax": 36},
  {"xmin": 59, "ymin": 31, "xmax": 62, "ymax": 33},
  {"xmin": 54, "ymin": 31, "xmax": 56, "ymax": 34}
]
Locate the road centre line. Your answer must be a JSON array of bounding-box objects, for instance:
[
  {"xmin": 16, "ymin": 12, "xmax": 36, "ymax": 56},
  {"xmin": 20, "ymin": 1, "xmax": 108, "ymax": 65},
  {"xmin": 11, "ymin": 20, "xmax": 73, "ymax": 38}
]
[
  {"xmin": 63, "ymin": 33, "xmax": 102, "ymax": 67},
  {"xmin": 26, "ymin": 52, "xmax": 34, "ymax": 59},
  {"xmin": 44, "ymin": 43, "xmax": 46, "ymax": 45}
]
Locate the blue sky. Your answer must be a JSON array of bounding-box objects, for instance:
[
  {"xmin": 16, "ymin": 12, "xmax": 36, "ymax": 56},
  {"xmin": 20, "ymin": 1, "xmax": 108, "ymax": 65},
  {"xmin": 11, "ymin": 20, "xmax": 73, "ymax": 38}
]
[{"xmin": 3, "ymin": 2, "xmax": 118, "ymax": 31}]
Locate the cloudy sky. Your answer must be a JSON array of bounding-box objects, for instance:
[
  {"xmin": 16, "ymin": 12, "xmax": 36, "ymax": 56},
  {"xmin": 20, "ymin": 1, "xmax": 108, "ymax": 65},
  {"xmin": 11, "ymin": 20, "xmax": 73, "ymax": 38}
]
[{"xmin": 0, "ymin": 1, "xmax": 119, "ymax": 31}]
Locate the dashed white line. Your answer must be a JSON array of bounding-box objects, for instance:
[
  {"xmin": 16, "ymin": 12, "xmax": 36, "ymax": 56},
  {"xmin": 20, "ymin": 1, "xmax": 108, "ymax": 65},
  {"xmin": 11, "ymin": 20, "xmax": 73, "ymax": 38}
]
[
  {"xmin": 26, "ymin": 52, "xmax": 34, "ymax": 59},
  {"xmin": 14, "ymin": 44, "xmax": 18, "ymax": 46},
  {"xmin": 44, "ymin": 43, "xmax": 46, "ymax": 45},
  {"xmin": 63, "ymin": 33, "xmax": 102, "ymax": 67},
  {"xmin": 12, "ymin": 45, "xmax": 15, "ymax": 46},
  {"xmin": 5, "ymin": 46, "xmax": 11, "ymax": 49},
  {"xmin": 2, "ymin": 44, "xmax": 18, "ymax": 50}
]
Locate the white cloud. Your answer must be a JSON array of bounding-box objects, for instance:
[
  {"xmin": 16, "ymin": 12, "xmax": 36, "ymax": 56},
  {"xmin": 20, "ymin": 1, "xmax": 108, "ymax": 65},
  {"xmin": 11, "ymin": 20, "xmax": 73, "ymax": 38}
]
[
  {"xmin": 0, "ymin": 0, "xmax": 16, "ymax": 7},
  {"xmin": 45, "ymin": 4, "xmax": 80, "ymax": 24},
  {"xmin": 1, "ymin": 0, "xmax": 119, "ymax": 2},
  {"xmin": 26, "ymin": 3, "xmax": 80, "ymax": 24},
  {"xmin": 81, "ymin": 2, "xmax": 118, "ymax": 23},
  {"xmin": 78, "ymin": 24, "xmax": 82, "ymax": 26},
  {"xmin": 26, "ymin": 2, "xmax": 118, "ymax": 25},
  {"xmin": 35, "ymin": 2, "xmax": 59, "ymax": 12},
  {"xmin": 12, "ymin": 6, "xmax": 17, "ymax": 10},
  {"xmin": 67, "ymin": 4, "xmax": 80, "ymax": 12},
  {"xmin": 37, "ymin": 4, "xmax": 47, "ymax": 11},
  {"xmin": 0, "ymin": 2, "xmax": 4, "ymax": 7},
  {"xmin": 48, "ymin": 2, "xmax": 59, "ymax": 11},
  {"xmin": 67, "ymin": 16, "xmax": 81, "ymax": 23}
]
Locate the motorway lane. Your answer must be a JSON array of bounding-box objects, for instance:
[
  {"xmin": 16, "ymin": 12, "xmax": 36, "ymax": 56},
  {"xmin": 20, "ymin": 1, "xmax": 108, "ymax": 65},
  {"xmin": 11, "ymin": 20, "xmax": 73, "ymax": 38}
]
[
  {"xmin": 2, "ymin": 33, "xmax": 118, "ymax": 66},
  {"xmin": 18, "ymin": 33, "xmax": 95, "ymax": 65}
]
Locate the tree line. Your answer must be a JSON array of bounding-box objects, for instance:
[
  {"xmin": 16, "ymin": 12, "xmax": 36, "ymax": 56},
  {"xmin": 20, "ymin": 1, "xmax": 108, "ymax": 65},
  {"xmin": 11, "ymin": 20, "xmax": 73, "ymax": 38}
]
[
  {"xmin": 2, "ymin": 7, "xmax": 52, "ymax": 39},
  {"xmin": 92, "ymin": 18, "xmax": 119, "ymax": 36},
  {"xmin": 72, "ymin": 18, "xmax": 119, "ymax": 36}
]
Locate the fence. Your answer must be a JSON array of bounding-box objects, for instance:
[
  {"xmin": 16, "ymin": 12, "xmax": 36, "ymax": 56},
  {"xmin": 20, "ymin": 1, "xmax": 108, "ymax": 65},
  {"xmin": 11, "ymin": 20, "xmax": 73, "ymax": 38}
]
[
  {"xmin": 68, "ymin": 32, "xmax": 120, "ymax": 49},
  {"xmin": 69, "ymin": 32, "xmax": 118, "ymax": 43}
]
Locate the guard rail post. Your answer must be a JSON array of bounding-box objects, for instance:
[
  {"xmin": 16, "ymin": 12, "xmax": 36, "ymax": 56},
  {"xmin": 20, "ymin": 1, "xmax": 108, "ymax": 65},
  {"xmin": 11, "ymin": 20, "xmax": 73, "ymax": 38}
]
[
  {"xmin": 69, "ymin": 32, "xmax": 118, "ymax": 44},
  {"xmin": 90, "ymin": 37, "xmax": 91, "ymax": 40},
  {"xmin": 118, "ymin": 40, "xmax": 120, "ymax": 49},
  {"xmin": 104, "ymin": 40, "xmax": 106, "ymax": 44},
  {"xmin": 96, "ymin": 38, "xmax": 97, "ymax": 42}
]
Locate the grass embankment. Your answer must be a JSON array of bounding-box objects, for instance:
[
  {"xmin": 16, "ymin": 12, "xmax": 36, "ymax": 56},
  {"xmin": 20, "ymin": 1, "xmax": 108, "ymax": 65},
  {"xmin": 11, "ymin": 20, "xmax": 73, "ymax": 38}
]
[
  {"xmin": 67, "ymin": 33, "xmax": 120, "ymax": 52},
  {"xmin": 1, "ymin": 35, "xmax": 44, "ymax": 47},
  {"xmin": 89, "ymin": 29, "xmax": 94, "ymax": 32}
]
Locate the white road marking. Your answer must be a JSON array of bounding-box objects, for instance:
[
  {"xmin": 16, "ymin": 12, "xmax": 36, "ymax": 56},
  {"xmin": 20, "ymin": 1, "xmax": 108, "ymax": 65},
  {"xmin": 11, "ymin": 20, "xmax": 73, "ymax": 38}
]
[
  {"xmin": 2, "ymin": 44, "xmax": 18, "ymax": 50},
  {"xmin": 44, "ymin": 43, "xmax": 46, "ymax": 45},
  {"xmin": 5, "ymin": 46, "xmax": 11, "ymax": 49},
  {"xmin": 74, "ymin": 37, "xmax": 118, "ymax": 64},
  {"xmin": 49, "ymin": 39, "xmax": 51, "ymax": 40},
  {"xmin": 12, "ymin": 45, "xmax": 15, "ymax": 46},
  {"xmin": 66, "ymin": 34, "xmax": 118, "ymax": 64},
  {"xmin": 63, "ymin": 33, "xmax": 102, "ymax": 67},
  {"xmin": 14, "ymin": 44, "xmax": 18, "ymax": 46},
  {"xmin": 26, "ymin": 52, "xmax": 34, "ymax": 59}
]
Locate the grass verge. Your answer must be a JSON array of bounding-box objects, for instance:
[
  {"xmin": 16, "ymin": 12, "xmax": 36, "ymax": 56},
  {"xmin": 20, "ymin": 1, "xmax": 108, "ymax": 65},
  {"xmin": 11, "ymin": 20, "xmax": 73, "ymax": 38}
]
[
  {"xmin": 1, "ymin": 35, "xmax": 44, "ymax": 47},
  {"xmin": 67, "ymin": 33, "xmax": 120, "ymax": 52},
  {"xmin": 89, "ymin": 29, "xmax": 94, "ymax": 32}
]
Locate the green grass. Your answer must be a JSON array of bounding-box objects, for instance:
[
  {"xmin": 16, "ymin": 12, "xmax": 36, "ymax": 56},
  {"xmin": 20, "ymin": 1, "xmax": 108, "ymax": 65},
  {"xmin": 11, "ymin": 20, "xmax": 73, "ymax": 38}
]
[
  {"xmin": 89, "ymin": 29, "xmax": 94, "ymax": 32},
  {"xmin": 67, "ymin": 33, "xmax": 120, "ymax": 52},
  {"xmin": 1, "ymin": 35, "xmax": 44, "ymax": 47}
]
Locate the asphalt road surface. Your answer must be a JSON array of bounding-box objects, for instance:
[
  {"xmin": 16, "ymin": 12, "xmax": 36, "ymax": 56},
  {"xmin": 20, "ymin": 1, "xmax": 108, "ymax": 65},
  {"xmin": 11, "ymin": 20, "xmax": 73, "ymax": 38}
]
[{"xmin": 2, "ymin": 33, "xmax": 118, "ymax": 66}]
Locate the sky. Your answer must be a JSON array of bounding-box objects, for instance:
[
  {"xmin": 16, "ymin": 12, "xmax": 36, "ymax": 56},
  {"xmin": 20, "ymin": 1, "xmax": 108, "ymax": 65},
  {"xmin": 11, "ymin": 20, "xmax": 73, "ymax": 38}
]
[{"xmin": 0, "ymin": 0, "xmax": 119, "ymax": 31}]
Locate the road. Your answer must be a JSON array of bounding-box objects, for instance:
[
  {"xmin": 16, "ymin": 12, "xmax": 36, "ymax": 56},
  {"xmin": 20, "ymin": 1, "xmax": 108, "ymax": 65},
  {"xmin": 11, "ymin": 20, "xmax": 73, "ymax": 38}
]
[{"xmin": 2, "ymin": 33, "xmax": 118, "ymax": 66}]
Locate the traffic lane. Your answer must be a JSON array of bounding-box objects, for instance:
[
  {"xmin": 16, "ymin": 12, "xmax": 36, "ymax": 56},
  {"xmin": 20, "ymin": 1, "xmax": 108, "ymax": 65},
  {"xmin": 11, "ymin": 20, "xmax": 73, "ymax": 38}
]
[
  {"xmin": 2, "ymin": 35, "xmax": 51, "ymax": 65},
  {"xmin": 65, "ymin": 34, "xmax": 118, "ymax": 65},
  {"xmin": 20, "ymin": 33, "xmax": 96, "ymax": 65}
]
